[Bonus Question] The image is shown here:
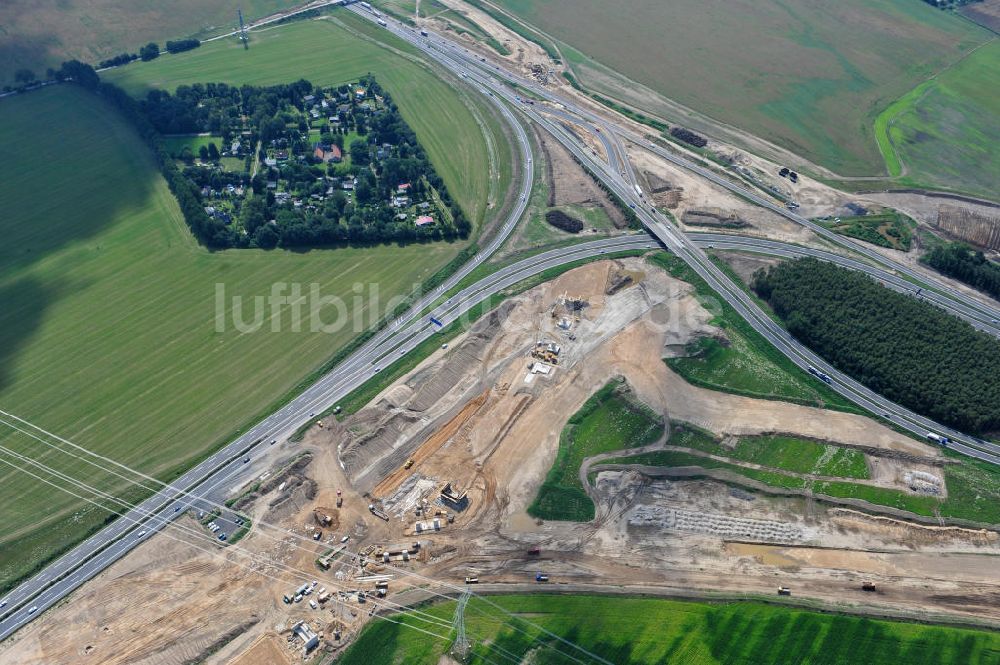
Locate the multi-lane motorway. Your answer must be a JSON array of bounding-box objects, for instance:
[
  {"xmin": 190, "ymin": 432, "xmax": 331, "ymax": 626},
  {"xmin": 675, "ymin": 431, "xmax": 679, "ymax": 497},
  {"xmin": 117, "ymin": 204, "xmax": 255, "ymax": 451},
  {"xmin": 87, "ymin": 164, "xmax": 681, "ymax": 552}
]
[
  {"xmin": 371, "ymin": 5, "xmax": 1000, "ymax": 457},
  {"xmin": 3, "ymin": 1, "xmax": 1000, "ymax": 640},
  {"xmin": 0, "ymin": 235, "xmax": 652, "ymax": 639}
]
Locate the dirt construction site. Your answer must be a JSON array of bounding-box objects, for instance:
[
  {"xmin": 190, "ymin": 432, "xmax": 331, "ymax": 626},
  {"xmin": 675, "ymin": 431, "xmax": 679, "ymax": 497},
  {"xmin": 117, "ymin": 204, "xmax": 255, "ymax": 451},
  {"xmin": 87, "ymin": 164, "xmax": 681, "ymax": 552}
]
[{"xmin": 4, "ymin": 258, "xmax": 1000, "ymax": 665}]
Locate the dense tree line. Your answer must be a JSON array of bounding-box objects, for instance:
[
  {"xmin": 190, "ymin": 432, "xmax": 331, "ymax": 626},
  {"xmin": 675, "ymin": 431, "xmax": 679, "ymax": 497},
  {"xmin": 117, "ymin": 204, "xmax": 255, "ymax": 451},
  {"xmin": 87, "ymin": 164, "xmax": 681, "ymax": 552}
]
[
  {"xmin": 923, "ymin": 242, "xmax": 1000, "ymax": 300},
  {"xmin": 921, "ymin": 0, "xmax": 981, "ymax": 8},
  {"xmin": 753, "ymin": 258, "xmax": 1000, "ymax": 435},
  {"xmin": 670, "ymin": 126, "xmax": 708, "ymax": 148},
  {"xmin": 139, "ymin": 79, "xmax": 314, "ymax": 136},
  {"xmin": 54, "ymin": 60, "xmax": 101, "ymax": 89},
  {"xmin": 45, "ymin": 62, "xmax": 233, "ymax": 246},
  {"xmin": 139, "ymin": 43, "xmax": 160, "ymax": 61},
  {"xmin": 94, "ymin": 81, "xmax": 237, "ymax": 246},
  {"xmin": 545, "ymin": 210, "xmax": 583, "ymax": 233},
  {"xmin": 98, "ymin": 52, "xmax": 138, "ymax": 69},
  {"xmin": 165, "ymin": 39, "xmax": 200, "ymax": 54}
]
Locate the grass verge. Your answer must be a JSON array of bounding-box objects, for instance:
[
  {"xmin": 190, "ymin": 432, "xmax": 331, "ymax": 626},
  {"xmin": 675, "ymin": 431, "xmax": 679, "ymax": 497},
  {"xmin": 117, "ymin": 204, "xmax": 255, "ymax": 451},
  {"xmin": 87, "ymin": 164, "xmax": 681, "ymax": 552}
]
[
  {"xmin": 528, "ymin": 378, "xmax": 663, "ymax": 521},
  {"xmin": 648, "ymin": 253, "xmax": 862, "ymax": 413},
  {"xmin": 605, "ymin": 424, "xmax": 1000, "ymax": 526}
]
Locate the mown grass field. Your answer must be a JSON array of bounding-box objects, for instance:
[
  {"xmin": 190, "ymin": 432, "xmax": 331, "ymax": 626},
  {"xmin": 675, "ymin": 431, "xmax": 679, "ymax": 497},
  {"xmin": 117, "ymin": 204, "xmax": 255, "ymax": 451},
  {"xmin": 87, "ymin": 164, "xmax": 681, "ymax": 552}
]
[
  {"xmin": 528, "ymin": 379, "xmax": 663, "ymax": 521},
  {"xmin": 106, "ymin": 11, "xmax": 508, "ymax": 227},
  {"xmin": 337, "ymin": 594, "xmax": 1000, "ymax": 664},
  {"xmin": 721, "ymin": 434, "xmax": 868, "ymax": 479},
  {"xmin": 492, "ymin": 0, "xmax": 991, "ymax": 180},
  {"xmin": 649, "ymin": 254, "xmax": 862, "ymax": 413},
  {"xmin": 0, "ymin": 0, "xmax": 300, "ymax": 86},
  {"xmin": 874, "ymin": 39, "xmax": 1000, "ymax": 200},
  {"xmin": 161, "ymin": 134, "xmax": 221, "ymax": 158},
  {"xmin": 0, "ymin": 10, "xmax": 509, "ymax": 591},
  {"xmin": 607, "ymin": 427, "xmax": 809, "ymax": 491}
]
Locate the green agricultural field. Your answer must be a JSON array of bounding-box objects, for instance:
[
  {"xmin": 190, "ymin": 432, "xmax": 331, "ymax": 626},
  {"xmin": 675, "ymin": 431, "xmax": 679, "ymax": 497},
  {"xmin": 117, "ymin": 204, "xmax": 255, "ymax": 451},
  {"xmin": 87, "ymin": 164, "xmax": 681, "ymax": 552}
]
[
  {"xmin": 105, "ymin": 11, "xmax": 508, "ymax": 227},
  {"xmin": 649, "ymin": 254, "xmax": 861, "ymax": 413},
  {"xmin": 875, "ymin": 39, "xmax": 1000, "ymax": 200},
  {"xmin": 492, "ymin": 0, "xmax": 991, "ymax": 180},
  {"xmin": 0, "ymin": 0, "xmax": 300, "ymax": 86},
  {"xmin": 0, "ymin": 17, "xmax": 507, "ymax": 590},
  {"xmin": 337, "ymin": 594, "xmax": 1000, "ymax": 664},
  {"xmin": 528, "ymin": 379, "xmax": 663, "ymax": 521}
]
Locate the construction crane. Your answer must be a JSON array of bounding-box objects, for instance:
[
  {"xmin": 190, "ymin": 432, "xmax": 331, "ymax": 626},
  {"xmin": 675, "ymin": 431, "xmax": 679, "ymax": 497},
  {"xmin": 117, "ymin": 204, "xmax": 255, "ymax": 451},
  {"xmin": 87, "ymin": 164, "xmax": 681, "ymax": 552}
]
[{"xmin": 238, "ymin": 9, "xmax": 249, "ymax": 49}]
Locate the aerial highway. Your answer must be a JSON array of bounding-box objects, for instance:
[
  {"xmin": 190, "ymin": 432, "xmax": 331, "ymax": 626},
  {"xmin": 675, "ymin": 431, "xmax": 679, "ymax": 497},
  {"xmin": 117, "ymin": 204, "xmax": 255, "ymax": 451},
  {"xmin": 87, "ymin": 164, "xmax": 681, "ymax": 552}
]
[
  {"xmin": 4, "ymin": 217, "xmax": 998, "ymax": 639},
  {"xmin": 391, "ymin": 10, "xmax": 1000, "ymax": 329},
  {"xmin": 0, "ymin": 225, "xmax": 646, "ymax": 639},
  {"xmin": 0, "ymin": 39, "xmax": 536, "ymax": 638},
  {"xmin": 4, "ymin": 2, "xmax": 1000, "ymax": 641},
  {"xmin": 690, "ymin": 234, "xmax": 1000, "ymax": 336},
  {"xmin": 369, "ymin": 6, "xmax": 1000, "ymax": 461}
]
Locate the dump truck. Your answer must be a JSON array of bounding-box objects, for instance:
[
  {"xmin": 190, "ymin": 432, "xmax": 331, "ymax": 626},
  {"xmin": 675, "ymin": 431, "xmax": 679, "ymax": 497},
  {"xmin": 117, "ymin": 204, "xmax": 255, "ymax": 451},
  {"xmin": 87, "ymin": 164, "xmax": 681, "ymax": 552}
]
[
  {"xmin": 465, "ymin": 577, "xmax": 479, "ymax": 584},
  {"xmin": 403, "ymin": 458, "xmax": 415, "ymax": 470},
  {"xmin": 777, "ymin": 587, "xmax": 791, "ymax": 596}
]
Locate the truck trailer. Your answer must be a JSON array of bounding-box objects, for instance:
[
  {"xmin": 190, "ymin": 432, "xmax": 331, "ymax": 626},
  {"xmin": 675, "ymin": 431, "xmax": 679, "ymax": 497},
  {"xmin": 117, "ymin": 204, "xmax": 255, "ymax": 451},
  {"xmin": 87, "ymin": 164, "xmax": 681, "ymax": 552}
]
[{"xmin": 926, "ymin": 432, "xmax": 950, "ymax": 446}]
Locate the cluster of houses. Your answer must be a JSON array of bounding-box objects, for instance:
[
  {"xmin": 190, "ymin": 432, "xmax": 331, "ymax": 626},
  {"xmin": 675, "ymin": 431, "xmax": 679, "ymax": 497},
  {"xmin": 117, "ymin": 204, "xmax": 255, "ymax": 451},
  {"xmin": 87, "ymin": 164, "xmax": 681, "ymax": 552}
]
[
  {"xmin": 202, "ymin": 183, "xmax": 247, "ymax": 223},
  {"xmin": 266, "ymin": 175, "xmax": 436, "ymax": 227},
  {"xmin": 212, "ymin": 84, "xmax": 441, "ymax": 230},
  {"xmin": 303, "ymin": 85, "xmax": 380, "ymax": 130}
]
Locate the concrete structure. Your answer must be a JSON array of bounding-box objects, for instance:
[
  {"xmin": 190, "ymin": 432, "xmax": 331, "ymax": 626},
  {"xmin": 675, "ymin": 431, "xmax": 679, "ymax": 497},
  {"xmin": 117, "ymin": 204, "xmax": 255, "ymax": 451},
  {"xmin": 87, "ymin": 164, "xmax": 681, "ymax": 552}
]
[{"xmin": 293, "ymin": 621, "xmax": 320, "ymax": 654}]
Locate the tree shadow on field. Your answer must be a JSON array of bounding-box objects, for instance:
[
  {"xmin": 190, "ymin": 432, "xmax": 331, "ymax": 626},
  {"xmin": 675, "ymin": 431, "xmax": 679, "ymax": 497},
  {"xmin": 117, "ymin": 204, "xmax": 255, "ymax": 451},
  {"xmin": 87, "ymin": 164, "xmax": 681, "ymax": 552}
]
[
  {"xmin": 0, "ymin": 32, "xmax": 62, "ymax": 87},
  {"xmin": 1, "ymin": 88, "xmax": 162, "ymax": 272},
  {"xmin": 0, "ymin": 277, "xmax": 60, "ymax": 393},
  {"xmin": 0, "ymin": 85, "xmax": 165, "ymax": 391}
]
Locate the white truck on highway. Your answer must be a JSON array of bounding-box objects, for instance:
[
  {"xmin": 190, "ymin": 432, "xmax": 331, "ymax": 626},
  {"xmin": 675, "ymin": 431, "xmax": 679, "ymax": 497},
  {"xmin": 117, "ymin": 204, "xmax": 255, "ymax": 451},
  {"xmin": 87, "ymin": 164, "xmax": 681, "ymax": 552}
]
[
  {"xmin": 926, "ymin": 432, "xmax": 950, "ymax": 446},
  {"xmin": 807, "ymin": 365, "xmax": 833, "ymax": 384}
]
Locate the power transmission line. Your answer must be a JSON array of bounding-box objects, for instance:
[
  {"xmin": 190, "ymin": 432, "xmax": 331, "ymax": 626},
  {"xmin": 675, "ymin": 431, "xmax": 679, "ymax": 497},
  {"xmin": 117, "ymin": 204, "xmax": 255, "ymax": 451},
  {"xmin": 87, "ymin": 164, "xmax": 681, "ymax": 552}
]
[
  {"xmin": 0, "ymin": 416, "xmax": 610, "ymax": 664},
  {"xmin": 0, "ymin": 447, "xmax": 521, "ymax": 665}
]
